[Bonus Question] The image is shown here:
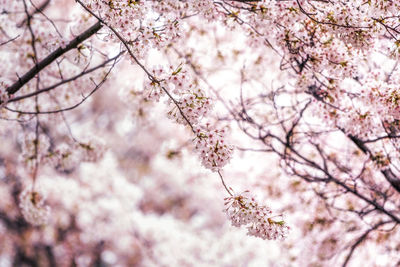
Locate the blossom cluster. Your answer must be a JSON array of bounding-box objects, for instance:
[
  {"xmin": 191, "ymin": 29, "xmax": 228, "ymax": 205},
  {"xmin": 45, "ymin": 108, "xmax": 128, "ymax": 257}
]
[
  {"xmin": 76, "ymin": 139, "xmax": 106, "ymax": 162},
  {"xmin": 143, "ymin": 65, "xmax": 194, "ymax": 102},
  {"xmin": 19, "ymin": 188, "xmax": 51, "ymax": 226},
  {"xmin": 20, "ymin": 133, "xmax": 51, "ymax": 170},
  {"xmin": 44, "ymin": 139, "xmax": 106, "ymax": 172},
  {"xmin": 167, "ymin": 88, "xmax": 212, "ymax": 126},
  {"xmin": 225, "ymin": 192, "xmax": 289, "ymax": 240},
  {"xmin": 193, "ymin": 126, "xmax": 233, "ymax": 172},
  {"xmin": 20, "ymin": 131, "xmax": 105, "ymax": 173},
  {"xmin": 323, "ymin": 70, "xmax": 400, "ymax": 140},
  {"xmin": 84, "ymin": 0, "xmax": 183, "ymax": 57}
]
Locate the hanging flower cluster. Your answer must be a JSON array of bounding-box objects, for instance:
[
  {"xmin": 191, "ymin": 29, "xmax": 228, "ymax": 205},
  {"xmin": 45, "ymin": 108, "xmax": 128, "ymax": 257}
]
[
  {"xmin": 193, "ymin": 126, "xmax": 233, "ymax": 172},
  {"xmin": 19, "ymin": 188, "xmax": 51, "ymax": 226},
  {"xmin": 225, "ymin": 191, "xmax": 290, "ymax": 240}
]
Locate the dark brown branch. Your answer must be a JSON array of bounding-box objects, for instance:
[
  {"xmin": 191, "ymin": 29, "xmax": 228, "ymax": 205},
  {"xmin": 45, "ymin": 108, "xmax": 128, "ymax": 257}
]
[
  {"xmin": 264, "ymin": 131, "xmax": 400, "ymax": 223},
  {"xmin": 5, "ymin": 53, "xmax": 118, "ymax": 115},
  {"xmin": 6, "ymin": 21, "xmax": 102, "ymax": 95},
  {"xmin": 7, "ymin": 52, "xmax": 124, "ymax": 103}
]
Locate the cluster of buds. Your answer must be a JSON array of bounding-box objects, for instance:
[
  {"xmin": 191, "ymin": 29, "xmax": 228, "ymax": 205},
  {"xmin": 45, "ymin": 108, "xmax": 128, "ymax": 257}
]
[
  {"xmin": 19, "ymin": 188, "xmax": 51, "ymax": 226},
  {"xmin": 224, "ymin": 191, "xmax": 290, "ymax": 240}
]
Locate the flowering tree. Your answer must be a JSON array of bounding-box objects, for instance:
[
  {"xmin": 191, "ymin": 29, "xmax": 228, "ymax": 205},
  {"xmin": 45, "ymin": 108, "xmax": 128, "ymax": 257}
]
[{"xmin": 1, "ymin": 0, "xmax": 400, "ymax": 266}]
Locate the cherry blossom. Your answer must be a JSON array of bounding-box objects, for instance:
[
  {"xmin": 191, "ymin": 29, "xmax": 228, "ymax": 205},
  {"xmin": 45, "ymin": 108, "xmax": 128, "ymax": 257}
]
[
  {"xmin": 19, "ymin": 188, "xmax": 51, "ymax": 226},
  {"xmin": 193, "ymin": 125, "xmax": 233, "ymax": 172},
  {"xmin": 225, "ymin": 191, "xmax": 289, "ymax": 240},
  {"xmin": 1, "ymin": 0, "xmax": 400, "ymax": 265}
]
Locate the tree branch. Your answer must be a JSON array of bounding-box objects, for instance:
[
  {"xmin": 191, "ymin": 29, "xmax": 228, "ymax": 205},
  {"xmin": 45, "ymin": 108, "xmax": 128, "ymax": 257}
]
[
  {"xmin": 17, "ymin": 0, "xmax": 51, "ymax": 27},
  {"xmin": 7, "ymin": 51, "xmax": 124, "ymax": 103},
  {"xmin": 346, "ymin": 132, "xmax": 400, "ymax": 194},
  {"xmin": 6, "ymin": 21, "xmax": 102, "ymax": 95}
]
